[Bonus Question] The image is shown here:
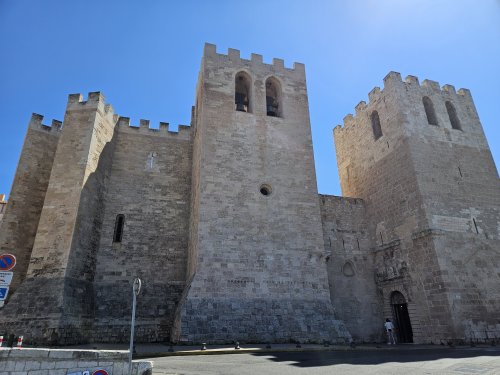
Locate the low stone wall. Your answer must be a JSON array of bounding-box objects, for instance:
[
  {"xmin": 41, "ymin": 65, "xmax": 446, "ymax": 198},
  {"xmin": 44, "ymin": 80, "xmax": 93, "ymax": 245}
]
[{"xmin": 0, "ymin": 348, "xmax": 152, "ymax": 375}]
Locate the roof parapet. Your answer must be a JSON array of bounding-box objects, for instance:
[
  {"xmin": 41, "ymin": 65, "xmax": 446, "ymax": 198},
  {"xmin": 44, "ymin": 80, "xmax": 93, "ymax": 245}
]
[
  {"xmin": 117, "ymin": 116, "xmax": 191, "ymax": 140},
  {"xmin": 203, "ymin": 42, "xmax": 304, "ymax": 73},
  {"xmin": 336, "ymin": 72, "xmax": 474, "ymax": 132}
]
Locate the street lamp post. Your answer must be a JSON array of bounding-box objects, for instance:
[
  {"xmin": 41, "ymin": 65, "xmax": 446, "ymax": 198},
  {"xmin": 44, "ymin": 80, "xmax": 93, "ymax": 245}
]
[{"xmin": 128, "ymin": 278, "xmax": 141, "ymax": 375}]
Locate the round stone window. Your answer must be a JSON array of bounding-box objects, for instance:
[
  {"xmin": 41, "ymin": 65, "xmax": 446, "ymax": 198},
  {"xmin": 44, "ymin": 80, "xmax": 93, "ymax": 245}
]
[{"xmin": 260, "ymin": 184, "xmax": 272, "ymax": 196}]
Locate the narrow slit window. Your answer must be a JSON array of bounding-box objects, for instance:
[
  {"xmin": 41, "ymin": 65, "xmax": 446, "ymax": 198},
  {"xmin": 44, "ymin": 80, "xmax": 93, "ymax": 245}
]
[
  {"xmin": 371, "ymin": 111, "xmax": 383, "ymax": 140},
  {"xmin": 265, "ymin": 77, "xmax": 282, "ymax": 117},
  {"xmin": 423, "ymin": 96, "xmax": 438, "ymax": 125},
  {"xmin": 235, "ymin": 72, "xmax": 251, "ymax": 113},
  {"xmin": 446, "ymin": 101, "xmax": 462, "ymax": 130},
  {"xmin": 113, "ymin": 214, "xmax": 125, "ymax": 243}
]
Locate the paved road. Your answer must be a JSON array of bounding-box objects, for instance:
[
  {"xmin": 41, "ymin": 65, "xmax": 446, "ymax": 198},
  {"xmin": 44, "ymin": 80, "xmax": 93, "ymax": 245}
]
[{"xmin": 148, "ymin": 347, "xmax": 500, "ymax": 375}]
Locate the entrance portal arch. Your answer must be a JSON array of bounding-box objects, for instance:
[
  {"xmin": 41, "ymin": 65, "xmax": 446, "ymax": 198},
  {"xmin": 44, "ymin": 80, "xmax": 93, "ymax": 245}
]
[{"xmin": 390, "ymin": 291, "xmax": 413, "ymax": 343}]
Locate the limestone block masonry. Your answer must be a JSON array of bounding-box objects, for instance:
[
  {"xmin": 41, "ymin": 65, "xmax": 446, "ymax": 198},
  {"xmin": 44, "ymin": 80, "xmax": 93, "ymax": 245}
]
[
  {"xmin": 0, "ymin": 44, "xmax": 498, "ymax": 346},
  {"xmin": 0, "ymin": 348, "xmax": 152, "ymax": 375}
]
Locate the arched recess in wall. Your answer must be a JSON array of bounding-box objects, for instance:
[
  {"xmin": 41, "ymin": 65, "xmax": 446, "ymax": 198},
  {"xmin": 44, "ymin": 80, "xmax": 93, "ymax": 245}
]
[
  {"xmin": 235, "ymin": 71, "xmax": 252, "ymax": 113},
  {"xmin": 342, "ymin": 261, "xmax": 355, "ymax": 277},
  {"xmin": 422, "ymin": 96, "xmax": 438, "ymax": 125},
  {"xmin": 265, "ymin": 77, "xmax": 282, "ymax": 117},
  {"xmin": 445, "ymin": 101, "xmax": 462, "ymax": 130},
  {"xmin": 371, "ymin": 111, "xmax": 383, "ymax": 140}
]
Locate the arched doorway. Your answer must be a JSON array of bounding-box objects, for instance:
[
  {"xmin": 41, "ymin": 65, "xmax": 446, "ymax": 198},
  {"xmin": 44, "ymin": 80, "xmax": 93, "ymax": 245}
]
[{"xmin": 390, "ymin": 291, "xmax": 413, "ymax": 343}]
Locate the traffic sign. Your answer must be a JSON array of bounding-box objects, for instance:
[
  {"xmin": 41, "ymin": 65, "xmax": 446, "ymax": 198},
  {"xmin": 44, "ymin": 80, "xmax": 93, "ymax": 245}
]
[
  {"xmin": 0, "ymin": 286, "xmax": 9, "ymax": 301},
  {"xmin": 92, "ymin": 370, "xmax": 109, "ymax": 375},
  {"xmin": 0, "ymin": 271, "xmax": 13, "ymax": 285},
  {"xmin": 0, "ymin": 254, "xmax": 16, "ymax": 271}
]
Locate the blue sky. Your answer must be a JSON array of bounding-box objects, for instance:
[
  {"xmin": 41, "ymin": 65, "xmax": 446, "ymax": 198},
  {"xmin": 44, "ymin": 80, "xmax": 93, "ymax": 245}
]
[{"xmin": 0, "ymin": 0, "xmax": 499, "ymax": 197}]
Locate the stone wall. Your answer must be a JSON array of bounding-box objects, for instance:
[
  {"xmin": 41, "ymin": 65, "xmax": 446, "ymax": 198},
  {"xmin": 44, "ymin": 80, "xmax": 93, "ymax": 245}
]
[
  {"xmin": 93, "ymin": 118, "xmax": 192, "ymax": 343},
  {"xmin": 319, "ymin": 195, "xmax": 382, "ymax": 342},
  {"xmin": 0, "ymin": 348, "xmax": 152, "ymax": 375}
]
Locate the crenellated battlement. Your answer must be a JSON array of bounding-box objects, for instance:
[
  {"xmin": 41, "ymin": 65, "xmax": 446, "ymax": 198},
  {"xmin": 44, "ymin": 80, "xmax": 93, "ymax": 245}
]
[
  {"xmin": 66, "ymin": 92, "xmax": 116, "ymax": 116},
  {"xmin": 117, "ymin": 116, "xmax": 191, "ymax": 141},
  {"xmin": 203, "ymin": 43, "xmax": 305, "ymax": 75},
  {"xmin": 68, "ymin": 91, "xmax": 105, "ymax": 105},
  {"xmin": 334, "ymin": 71, "xmax": 474, "ymax": 132},
  {"xmin": 29, "ymin": 113, "xmax": 62, "ymax": 135}
]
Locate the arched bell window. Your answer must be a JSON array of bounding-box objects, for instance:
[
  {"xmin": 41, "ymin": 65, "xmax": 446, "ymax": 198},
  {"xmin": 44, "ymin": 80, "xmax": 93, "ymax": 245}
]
[
  {"xmin": 265, "ymin": 77, "xmax": 282, "ymax": 117},
  {"xmin": 235, "ymin": 71, "xmax": 252, "ymax": 113}
]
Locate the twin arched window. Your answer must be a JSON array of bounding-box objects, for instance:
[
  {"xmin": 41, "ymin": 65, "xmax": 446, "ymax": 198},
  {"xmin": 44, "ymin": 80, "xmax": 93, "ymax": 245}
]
[
  {"xmin": 422, "ymin": 97, "xmax": 462, "ymax": 130},
  {"xmin": 234, "ymin": 72, "xmax": 282, "ymax": 117}
]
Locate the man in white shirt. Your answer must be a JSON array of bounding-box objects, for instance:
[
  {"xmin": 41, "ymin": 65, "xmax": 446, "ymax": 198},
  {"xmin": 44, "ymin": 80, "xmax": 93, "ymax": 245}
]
[{"xmin": 384, "ymin": 318, "xmax": 396, "ymax": 344}]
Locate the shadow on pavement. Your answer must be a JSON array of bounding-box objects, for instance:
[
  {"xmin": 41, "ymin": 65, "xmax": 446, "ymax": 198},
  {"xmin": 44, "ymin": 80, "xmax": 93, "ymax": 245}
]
[{"xmin": 251, "ymin": 347, "xmax": 500, "ymax": 368}]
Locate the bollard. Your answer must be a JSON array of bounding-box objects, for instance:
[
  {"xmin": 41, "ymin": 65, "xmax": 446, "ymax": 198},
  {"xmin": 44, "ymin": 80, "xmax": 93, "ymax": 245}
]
[
  {"xmin": 234, "ymin": 341, "xmax": 240, "ymax": 350},
  {"xmin": 201, "ymin": 343, "xmax": 207, "ymax": 350},
  {"xmin": 16, "ymin": 336, "xmax": 23, "ymax": 349},
  {"xmin": 0, "ymin": 335, "xmax": 3, "ymax": 348},
  {"xmin": 168, "ymin": 343, "xmax": 175, "ymax": 352}
]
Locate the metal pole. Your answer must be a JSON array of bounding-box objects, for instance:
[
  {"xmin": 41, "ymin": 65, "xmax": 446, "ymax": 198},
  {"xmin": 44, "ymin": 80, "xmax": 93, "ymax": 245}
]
[{"xmin": 128, "ymin": 278, "xmax": 141, "ymax": 375}]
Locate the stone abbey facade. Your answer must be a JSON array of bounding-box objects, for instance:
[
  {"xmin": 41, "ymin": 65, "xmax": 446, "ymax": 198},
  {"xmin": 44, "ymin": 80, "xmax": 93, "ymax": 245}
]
[{"xmin": 0, "ymin": 44, "xmax": 499, "ymax": 346}]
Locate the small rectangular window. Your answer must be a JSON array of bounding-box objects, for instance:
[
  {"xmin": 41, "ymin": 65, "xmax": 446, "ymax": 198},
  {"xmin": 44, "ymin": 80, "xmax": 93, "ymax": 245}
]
[{"xmin": 113, "ymin": 214, "xmax": 125, "ymax": 243}]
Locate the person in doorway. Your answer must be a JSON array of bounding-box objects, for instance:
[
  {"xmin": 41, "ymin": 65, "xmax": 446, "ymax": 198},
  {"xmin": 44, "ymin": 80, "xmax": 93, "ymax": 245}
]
[{"xmin": 384, "ymin": 318, "xmax": 397, "ymax": 345}]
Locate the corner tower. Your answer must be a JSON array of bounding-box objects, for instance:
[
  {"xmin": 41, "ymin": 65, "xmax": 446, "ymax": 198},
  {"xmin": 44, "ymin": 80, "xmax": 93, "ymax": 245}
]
[
  {"xmin": 175, "ymin": 44, "xmax": 350, "ymax": 344},
  {"xmin": 334, "ymin": 72, "xmax": 500, "ymax": 344}
]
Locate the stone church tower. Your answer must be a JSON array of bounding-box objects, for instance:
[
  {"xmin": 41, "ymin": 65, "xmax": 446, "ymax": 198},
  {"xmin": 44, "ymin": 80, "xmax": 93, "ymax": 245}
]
[
  {"xmin": 173, "ymin": 44, "xmax": 350, "ymax": 343},
  {"xmin": 333, "ymin": 72, "xmax": 500, "ymax": 344}
]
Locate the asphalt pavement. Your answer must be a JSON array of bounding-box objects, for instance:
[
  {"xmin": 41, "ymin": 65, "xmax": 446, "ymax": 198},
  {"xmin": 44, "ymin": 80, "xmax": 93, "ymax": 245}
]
[{"xmin": 147, "ymin": 346, "xmax": 500, "ymax": 375}]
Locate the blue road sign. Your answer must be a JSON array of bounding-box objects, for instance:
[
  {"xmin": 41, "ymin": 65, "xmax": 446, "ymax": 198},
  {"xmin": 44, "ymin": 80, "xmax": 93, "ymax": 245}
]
[{"xmin": 0, "ymin": 286, "xmax": 9, "ymax": 301}]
